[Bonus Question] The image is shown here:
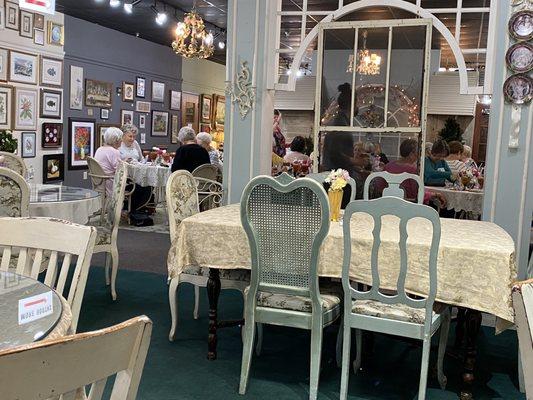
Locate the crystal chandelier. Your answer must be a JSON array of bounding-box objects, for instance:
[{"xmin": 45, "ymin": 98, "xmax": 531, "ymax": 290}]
[
  {"xmin": 172, "ymin": 4, "xmax": 214, "ymax": 59},
  {"xmin": 346, "ymin": 30, "xmax": 381, "ymax": 75}
]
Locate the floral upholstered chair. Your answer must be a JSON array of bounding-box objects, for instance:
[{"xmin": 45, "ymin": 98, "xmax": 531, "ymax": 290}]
[
  {"xmin": 166, "ymin": 170, "xmax": 249, "ymax": 341},
  {"xmin": 0, "ymin": 152, "xmax": 27, "ymax": 178},
  {"xmin": 0, "ymin": 167, "xmax": 29, "ymax": 217}
]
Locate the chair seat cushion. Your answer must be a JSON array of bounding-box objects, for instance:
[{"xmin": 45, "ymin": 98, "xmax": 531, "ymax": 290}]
[
  {"xmin": 182, "ymin": 266, "xmax": 250, "ymax": 282},
  {"xmin": 351, "ymin": 299, "xmax": 430, "ymax": 324},
  {"xmin": 87, "ymin": 223, "xmax": 112, "ymax": 245},
  {"xmin": 245, "ymin": 287, "xmax": 340, "ymax": 313}
]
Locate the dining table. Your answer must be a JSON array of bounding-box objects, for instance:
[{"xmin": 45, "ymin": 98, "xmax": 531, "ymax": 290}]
[
  {"xmin": 0, "ymin": 271, "xmax": 72, "ymax": 350},
  {"xmin": 168, "ymin": 203, "xmax": 517, "ymax": 398},
  {"xmin": 126, "ymin": 162, "xmax": 171, "ymax": 188},
  {"xmin": 428, "ymin": 185, "xmax": 484, "ymax": 218}
]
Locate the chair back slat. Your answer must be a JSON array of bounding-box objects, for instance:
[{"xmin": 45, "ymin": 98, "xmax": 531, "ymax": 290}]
[
  {"xmin": 15, "ymin": 248, "xmax": 29, "ymax": 275},
  {"xmin": 0, "ymin": 316, "xmax": 152, "ymax": 400},
  {"xmin": 196, "ymin": 177, "xmax": 223, "ymax": 211},
  {"xmin": 166, "ymin": 170, "xmax": 199, "ymax": 240},
  {"xmin": 342, "ymin": 197, "xmax": 441, "ymax": 312},
  {"xmin": 364, "ymin": 171, "xmax": 424, "ymax": 203},
  {"xmin": 0, "ymin": 167, "xmax": 30, "ymax": 217},
  {"xmin": 30, "ymin": 249, "xmax": 44, "ymax": 277},
  {"xmin": 88, "ymin": 377, "xmax": 107, "ymax": 400},
  {"xmin": 0, "ymin": 152, "xmax": 27, "ymax": 178},
  {"xmin": 0, "ymin": 247, "xmax": 12, "ymax": 271},
  {"xmin": 307, "ymin": 171, "xmax": 357, "ymax": 202},
  {"xmin": 43, "ymin": 251, "xmax": 59, "ymax": 286},
  {"xmin": 55, "ymin": 253, "xmax": 72, "ymax": 295}
]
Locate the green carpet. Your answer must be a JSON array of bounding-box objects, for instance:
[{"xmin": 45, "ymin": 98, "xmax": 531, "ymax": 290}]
[{"xmin": 77, "ymin": 267, "xmax": 525, "ymax": 400}]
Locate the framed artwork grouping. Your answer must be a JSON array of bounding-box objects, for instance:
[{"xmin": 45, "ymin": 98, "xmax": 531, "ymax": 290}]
[
  {"xmin": 48, "ymin": 21, "xmax": 64, "ymax": 46},
  {"xmin": 40, "ymin": 57, "xmax": 63, "ymax": 87},
  {"xmin": 9, "ymin": 51, "xmax": 38, "ymax": 85},
  {"xmin": 170, "ymin": 90, "xmax": 181, "ymax": 110},
  {"xmin": 0, "ymin": 85, "xmax": 14, "ymax": 130},
  {"xmin": 68, "ymin": 118, "xmax": 95, "ymax": 170},
  {"xmin": 20, "ymin": 10, "xmax": 34, "ymax": 39},
  {"xmin": 152, "ymin": 81, "xmax": 165, "ymax": 103},
  {"xmin": 21, "ymin": 132, "xmax": 36, "ymax": 158},
  {"xmin": 14, "ymin": 87, "xmax": 38, "ymax": 130},
  {"xmin": 136, "ymin": 77, "xmax": 146, "ymax": 98},
  {"xmin": 121, "ymin": 109, "xmax": 134, "ymax": 126},
  {"xmin": 5, "ymin": 2, "xmax": 20, "ymax": 31},
  {"xmin": 70, "ymin": 66, "xmax": 84, "ymax": 110},
  {"xmin": 42, "ymin": 122, "xmax": 63, "ymax": 148},
  {"xmin": 122, "ymin": 81, "xmax": 135, "ymax": 102},
  {"xmin": 43, "ymin": 154, "xmax": 65, "ymax": 183},
  {"xmin": 40, "ymin": 89, "xmax": 62, "ymax": 119},
  {"xmin": 201, "ymin": 94, "xmax": 212, "ymax": 123},
  {"xmin": 136, "ymin": 101, "xmax": 151, "ymax": 113}
]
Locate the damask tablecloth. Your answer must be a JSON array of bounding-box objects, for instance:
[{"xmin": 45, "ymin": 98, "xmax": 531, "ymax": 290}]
[
  {"xmin": 126, "ymin": 163, "xmax": 171, "ymax": 187},
  {"xmin": 30, "ymin": 198, "xmax": 101, "ymax": 225},
  {"xmin": 168, "ymin": 204, "xmax": 517, "ymax": 332},
  {"xmin": 428, "ymin": 186, "xmax": 484, "ymax": 216}
]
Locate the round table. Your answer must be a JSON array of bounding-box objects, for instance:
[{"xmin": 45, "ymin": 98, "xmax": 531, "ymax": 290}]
[
  {"xmin": 427, "ymin": 186, "xmax": 484, "ymax": 217},
  {"xmin": 0, "ymin": 271, "xmax": 71, "ymax": 350},
  {"xmin": 126, "ymin": 162, "xmax": 170, "ymax": 188},
  {"xmin": 29, "ymin": 184, "xmax": 101, "ymax": 224}
]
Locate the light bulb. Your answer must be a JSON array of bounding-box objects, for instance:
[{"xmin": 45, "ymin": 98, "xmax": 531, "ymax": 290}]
[
  {"xmin": 109, "ymin": 0, "xmax": 120, "ymax": 7},
  {"xmin": 218, "ymin": 41, "xmax": 225, "ymax": 49},
  {"xmin": 204, "ymin": 33, "xmax": 214, "ymax": 46},
  {"xmin": 286, "ymin": 69, "xmax": 292, "ymax": 75},
  {"xmin": 296, "ymin": 70, "xmax": 303, "ymax": 77},
  {"xmin": 175, "ymin": 22, "xmax": 186, "ymax": 36},
  {"xmin": 155, "ymin": 12, "xmax": 167, "ymax": 25},
  {"xmin": 124, "ymin": 2, "xmax": 132, "ymax": 13}
]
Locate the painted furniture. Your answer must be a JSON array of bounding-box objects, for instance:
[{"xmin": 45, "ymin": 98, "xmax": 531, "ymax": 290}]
[
  {"xmin": 364, "ymin": 171, "xmax": 424, "ymax": 203},
  {"xmin": 0, "ymin": 151, "xmax": 27, "ymax": 178},
  {"xmin": 192, "ymin": 163, "xmax": 219, "ymax": 181},
  {"xmin": 166, "ymin": 170, "xmax": 249, "ymax": 341},
  {"xmin": 339, "ymin": 197, "xmax": 450, "ymax": 400},
  {"xmin": 87, "ymin": 156, "xmax": 113, "ymax": 222},
  {"xmin": 512, "ymin": 279, "xmax": 533, "ymax": 398},
  {"xmin": 0, "ymin": 217, "xmax": 96, "ymax": 332},
  {"xmin": 239, "ymin": 173, "xmax": 340, "ymax": 400},
  {"xmin": 0, "ymin": 167, "xmax": 29, "ymax": 217},
  {"xmin": 307, "ymin": 171, "xmax": 357, "ymax": 202},
  {"xmin": 0, "ymin": 316, "xmax": 152, "ymax": 400},
  {"xmin": 196, "ymin": 177, "xmax": 223, "ymax": 211}
]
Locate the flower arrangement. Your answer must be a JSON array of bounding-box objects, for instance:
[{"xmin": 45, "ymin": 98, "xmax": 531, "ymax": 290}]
[
  {"xmin": 456, "ymin": 166, "xmax": 482, "ymax": 190},
  {"xmin": 325, "ymin": 169, "xmax": 350, "ymax": 192}
]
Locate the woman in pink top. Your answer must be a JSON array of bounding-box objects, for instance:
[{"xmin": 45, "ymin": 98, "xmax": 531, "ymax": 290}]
[{"xmin": 94, "ymin": 127, "xmax": 123, "ymax": 196}]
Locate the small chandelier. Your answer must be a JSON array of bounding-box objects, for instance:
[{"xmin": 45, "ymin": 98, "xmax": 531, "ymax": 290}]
[
  {"xmin": 350, "ymin": 30, "xmax": 381, "ymax": 75},
  {"xmin": 172, "ymin": 4, "xmax": 214, "ymax": 59}
]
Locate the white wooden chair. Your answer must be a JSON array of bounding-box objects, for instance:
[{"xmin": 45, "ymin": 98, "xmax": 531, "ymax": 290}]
[
  {"xmin": 512, "ymin": 278, "xmax": 533, "ymax": 398},
  {"xmin": 0, "ymin": 217, "xmax": 97, "ymax": 332},
  {"xmin": 87, "ymin": 156, "xmax": 113, "ymax": 223},
  {"xmin": 364, "ymin": 171, "xmax": 424, "ymax": 203},
  {"xmin": 0, "ymin": 151, "xmax": 27, "ymax": 178},
  {"xmin": 89, "ymin": 162, "xmax": 128, "ymax": 301},
  {"xmin": 0, "ymin": 167, "xmax": 29, "ymax": 217},
  {"xmin": 166, "ymin": 170, "xmax": 249, "ymax": 341},
  {"xmin": 0, "ymin": 315, "xmax": 152, "ymax": 400}
]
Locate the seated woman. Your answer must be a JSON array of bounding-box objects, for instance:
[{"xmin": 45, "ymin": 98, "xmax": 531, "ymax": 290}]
[
  {"xmin": 284, "ymin": 136, "xmax": 310, "ymax": 164},
  {"xmin": 171, "ymin": 127, "xmax": 210, "ymax": 173},
  {"xmin": 461, "ymin": 144, "xmax": 477, "ymax": 168},
  {"xmin": 445, "ymin": 141, "xmax": 466, "ymax": 175},
  {"xmin": 94, "ymin": 127, "xmax": 123, "ymax": 196},
  {"xmin": 119, "ymin": 123, "xmax": 143, "ymax": 162},
  {"xmin": 196, "ymin": 131, "xmax": 222, "ymax": 170},
  {"xmin": 424, "ymin": 139, "xmax": 454, "ymax": 186}
]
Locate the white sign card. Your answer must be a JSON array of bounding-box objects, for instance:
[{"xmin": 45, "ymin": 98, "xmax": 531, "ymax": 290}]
[{"xmin": 18, "ymin": 291, "xmax": 53, "ymax": 325}]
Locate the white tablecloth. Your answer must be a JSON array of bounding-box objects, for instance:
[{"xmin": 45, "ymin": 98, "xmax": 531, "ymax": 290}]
[
  {"xmin": 126, "ymin": 163, "xmax": 171, "ymax": 187},
  {"xmin": 428, "ymin": 186, "xmax": 484, "ymax": 216}
]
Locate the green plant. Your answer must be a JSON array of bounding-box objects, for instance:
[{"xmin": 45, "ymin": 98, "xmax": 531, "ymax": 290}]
[
  {"xmin": 439, "ymin": 117, "xmax": 463, "ymax": 143},
  {"xmin": 0, "ymin": 130, "xmax": 18, "ymax": 153}
]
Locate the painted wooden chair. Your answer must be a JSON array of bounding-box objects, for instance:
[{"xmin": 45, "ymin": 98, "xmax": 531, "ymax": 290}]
[
  {"xmin": 307, "ymin": 171, "xmax": 357, "ymax": 202},
  {"xmin": 89, "ymin": 162, "xmax": 128, "ymax": 301},
  {"xmin": 166, "ymin": 170, "xmax": 249, "ymax": 341},
  {"xmin": 0, "ymin": 151, "xmax": 27, "ymax": 178},
  {"xmin": 512, "ymin": 279, "xmax": 533, "ymax": 398},
  {"xmin": 0, "ymin": 217, "xmax": 97, "ymax": 332},
  {"xmin": 87, "ymin": 156, "xmax": 113, "ymax": 222},
  {"xmin": 0, "ymin": 167, "xmax": 29, "ymax": 217},
  {"xmin": 339, "ymin": 197, "xmax": 450, "ymax": 400},
  {"xmin": 364, "ymin": 171, "xmax": 424, "ymax": 203},
  {"xmin": 239, "ymin": 173, "xmax": 341, "ymax": 400},
  {"xmin": 0, "ymin": 315, "xmax": 152, "ymax": 400}
]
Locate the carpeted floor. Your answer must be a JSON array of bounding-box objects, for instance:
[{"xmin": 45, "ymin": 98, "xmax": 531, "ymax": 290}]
[{"xmin": 77, "ymin": 229, "xmax": 525, "ymax": 400}]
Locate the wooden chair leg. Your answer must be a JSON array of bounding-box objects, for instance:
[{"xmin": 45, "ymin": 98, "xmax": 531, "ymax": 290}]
[
  {"xmin": 340, "ymin": 324, "xmax": 352, "ymax": 400},
  {"xmin": 193, "ymin": 285, "xmax": 200, "ymax": 320},
  {"xmin": 168, "ymin": 277, "xmax": 180, "ymax": 341},
  {"xmin": 255, "ymin": 323, "xmax": 263, "ymax": 356},
  {"xmin": 353, "ymin": 329, "xmax": 362, "ymax": 374},
  {"xmin": 104, "ymin": 252, "xmax": 111, "ymax": 286},
  {"xmin": 437, "ymin": 309, "xmax": 451, "ymax": 389},
  {"xmin": 309, "ymin": 326, "xmax": 323, "ymax": 400},
  {"xmin": 110, "ymin": 247, "xmax": 119, "ymax": 301},
  {"xmin": 417, "ymin": 336, "xmax": 432, "ymax": 400},
  {"xmin": 336, "ymin": 320, "xmax": 343, "ymax": 368},
  {"xmin": 239, "ymin": 317, "xmax": 256, "ymax": 395}
]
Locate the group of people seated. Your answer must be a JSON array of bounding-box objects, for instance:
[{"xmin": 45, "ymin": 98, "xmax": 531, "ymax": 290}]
[{"xmin": 424, "ymin": 139, "xmax": 476, "ymax": 186}]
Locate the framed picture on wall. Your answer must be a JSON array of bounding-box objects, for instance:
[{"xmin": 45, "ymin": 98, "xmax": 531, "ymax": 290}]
[
  {"xmin": 171, "ymin": 114, "xmax": 180, "ymax": 143},
  {"xmin": 0, "ymin": 48, "xmax": 8, "ymax": 82},
  {"xmin": 70, "ymin": 66, "xmax": 84, "ymax": 110},
  {"xmin": 135, "ymin": 101, "xmax": 151, "ymax": 113},
  {"xmin": 151, "ymin": 110, "xmax": 168, "ymax": 137},
  {"xmin": 40, "ymin": 89, "xmax": 62, "ymax": 119},
  {"xmin": 151, "ymin": 81, "xmax": 165, "ymax": 103},
  {"xmin": 170, "ymin": 90, "xmax": 181, "ymax": 110},
  {"xmin": 201, "ymin": 94, "xmax": 212, "ymax": 123},
  {"xmin": 43, "ymin": 154, "xmax": 65, "ymax": 183},
  {"xmin": 139, "ymin": 114, "xmax": 146, "ymax": 129},
  {"xmin": 9, "ymin": 51, "xmax": 38, "ymax": 85},
  {"xmin": 181, "ymin": 92, "xmax": 199, "ymax": 133},
  {"xmin": 85, "ymin": 79, "xmax": 113, "ymax": 108},
  {"xmin": 200, "ymin": 123, "xmax": 211, "ymax": 133},
  {"xmin": 42, "ymin": 122, "xmax": 62, "ymax": 148},
  {"xmin": 0, "ymin": 85, "xmax": 14, "ymax": 130},
  {"xmin": 121, "ymin": 109, "xmax": 134, "ymax": 126},
  {"xmin": 14, "ymin": 87, "xmax": 38, "ymax": 130},
  {"xmin": 97, "ymin": 124, "xmax": 120, "ymax": 148},
  {"xmin": 0, "ymin": 8, "xmax": 5, "ymax": 30},
  {"xmin": 48, "ymin": 21, "xmax": 64, "ymax": 46},
  {"xmin": 5, "ymin": 2, "xmax": 19, "ymax": 31},
  {"xmin": 40, "ymin": 57, "xmax": 63, "ymax": 87},
  {"xmin": 21, "ymin": 132, "xmax": 36, "ymax": 158},
  {"xmin": 136, "ymin": 77, "xmax": 146, "ymax": 98},
  {"xmin": 20, "ymin": 10, "xmax": 34, "ymax": 38},
  {"xmin": 68, "ymin": 118, "xmax": 95, "ymax": 170},
  {"xmin": 34, "ymin": 29, "xmax": 45, "ymax": 45},
  {"xmin": 214, "ymin": 95, "xmax": 225, "ymax": 131},
  {"xmin": 100, "ymin": 108, "xmax": 109, "ymax": 120},
  {"xmin": 122, "ymin": 81, "xmax": 135, "ymax": 102},
  {"xmin": 34, "ymin": 13, "xmax": 45, "ymax": 30}
]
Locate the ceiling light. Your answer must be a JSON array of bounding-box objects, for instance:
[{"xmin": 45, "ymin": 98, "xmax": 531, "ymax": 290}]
[
  {"xmin": 155, "ymin": 11, "xmax": 167, "ymax": 25},
  {"xmin": 172, "ymin": 9, "xmax": 214, "ymax": 59},
  {"xmin": 218, "ymin": 40, "xmax": 225, "ymax": 50},
  {"xmin": 124, "ymin": 2, "xmax": 133, "ymax": 13},
  {"xmin": 109, "ymin": 0, "xmax": 121, "ymax": 8}
]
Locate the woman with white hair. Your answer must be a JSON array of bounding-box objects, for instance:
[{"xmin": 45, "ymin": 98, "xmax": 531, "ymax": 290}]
[
  {"xmin": 171, "ymin": 126, "xmax": 210, "ymax": 172},
  {"xmin": 196, "ymin": 131, "xmax": 222, "ymax": 169},
  {"xmin": 119, "ymin": 123, "xmax": 143, "ymax": 162},
  {"xmin": 94, "ymin": 127, "xmax": 123, "ymax": 196}
]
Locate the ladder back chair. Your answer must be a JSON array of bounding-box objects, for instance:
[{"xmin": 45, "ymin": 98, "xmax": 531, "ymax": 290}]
[
  {"xmin": 0, "ymin": 217, "xmax": 97, "ymax": 332},
  {"xmin": 166, "ymin": 170, "xmax": 249, "ymax": 341},
  {"xmin": 339, "ymin": 197, "xmax": 450, "ymax": 400},
  {"xmin": 307, "ymin": 171, "xmax": 356, "ymax": 202},
  {"xmin": 0, "ymin": 167, "xmax": 29, "ymax": 217},
  {"xmin": 0, "ymin": 316, "xmax": 152, "ymax": 400},
  {"xmin": 86, "ymin": 156, "xmax": 114, "ymax": 222},
  {"xmin": 239, "ymin": 173, "xmax": 340, "ymax": 400},
  {"xmin": 512, "ymin": 279, "xmax": 533, "ymax": 398},
  {"xmin": 89, "ymin": 162, "xmax": 128, "ymax": 301},
  {"xmin": 364, "ymin": 171, "xmax": 424, "ymax": 203},
  {"xmin": 0, "ymin": 151, "xmax": 27, "ymax": 178}
]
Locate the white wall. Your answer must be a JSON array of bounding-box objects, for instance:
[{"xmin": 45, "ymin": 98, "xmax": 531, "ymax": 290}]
[
  {"xmin": 0, "ymin": 11, "xmax": 64, "ymax": 183},
  {"xmin": 181, "ymin": 58, "xmax": 226, "ymax": 96}
]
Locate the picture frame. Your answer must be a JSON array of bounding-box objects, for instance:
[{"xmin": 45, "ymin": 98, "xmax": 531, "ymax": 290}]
[
  {"xmin": 214, "ymin": 95, "xmax": 225, "ymax": 131},
  {"xmin": 151, "ymin": 81, "xmax": 165, "ymax": 103},
  {"xmin": 68, "ymin": 118, "xmax": 95, "ymax": 170},
  {"xmin": 0, "ymin": 7, "xmax": 5, "ymax": 30},
  {"xmin": 121, "ymin": 109, "xmax": 134, "ymax": 126},
  {"xmin": 151, "ymin": 110, "xmax": 169, "ymax": 137},
  {"xmin": 19, "ymin": 10, "xmax": 33, "ymax": 38},
  {"xmin": 40, "ymin": 57, "xmax": 63, "ymax": 87},
  {"xmin": 0, "ymin": 85, "xmax": 13, "ymax": 130},
  {"xmin": 136, "ymin": 76, "xmax": 146, "ymax": 98},
  {"xmin": 43, "ymin": 154, "xmax": 64, "ymax": 183},
  {"xmin": 181, "ymin": 92, "xmax": 199, "ymax": 133},
  {"xmin": 201, "ymin": 94, "xmax": 212, "ymax": 123},
  {"xmin": 0, "ymin": 48, "xmax": 7, "ymax": 82},
  {"xmin": 85, "ymin": 79, "xmax": 113, "ymax": 108},
  {"xmin": 34, "ymin": 13, "xmax": 44, "ymax": 30},
  {"xmin": 135, "ymin": 100, "xmax": 151, "ymax": 113},
  {"xmin": 40, "ymin": 89, "xmax": 62, "ymax": 119},
  {"xmin": 5, "ymin": 1, "xmax": 19, "ymax": 31},
  {"xmin": 100, "ymin": 108, "xmax": 109, "ymax": 120},
  {"xmin": 170, "ymin": 90, "xmax": 181, "ymax": 110},
  {"xmin": 21, "ymin": 132, "xmax": 36, "ymax": 158},
  {"xmin": 41, "ymin": 122, "xmax": 62, "ymax": 148},
  {"xmin": 9, "ymin": 50, "xmax": 38, "ymax": 85},
  {"xmin": 200, "ymin": 123, "xmax": 211, "ymax": 133},
  {"xmin": 47, "ymin": 21, "xmax": 64, "ymax": 46},
  {"xmin": 122, "ymin": 81, "xmax": 135, "ymax": 102},
  {"xmin": 139, "ymin": 114, "xmax": 146, "ymax": 129},
  {"xmin": 34, "ymin": 29, "xmax": 45, "ymax": 46},
  {"xmin": 97, "ymin": 123, "xmax": 119, "ymax": 148},
  {"xmin": 14, "ymin": 87, "xmax": 38, "ymax": 130},
  {"xmin": 171, "ymin": 114, "xmax": 180, "ymax": 143},
  {"xmin": 69, "ymin": 66, "xmax": 84, "ymax": 110}
]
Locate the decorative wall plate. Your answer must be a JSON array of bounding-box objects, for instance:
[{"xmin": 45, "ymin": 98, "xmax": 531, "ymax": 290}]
[
  {"xmin": 508, "ymin": 10, "xmax": 533, "ymax": 41},
  {"xmin": 503, "ymin": 74, "xmax": 532, "ymax": 104},
  {"xmin": 506, "ymin": 42, "xmax": 533, "ymax": 73}
]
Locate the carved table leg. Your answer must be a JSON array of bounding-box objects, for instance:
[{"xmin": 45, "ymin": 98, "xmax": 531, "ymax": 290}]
[
  {"xmin": 460, "ymin": 309, "xmax": 482, "ymax": 400},
  {"xmin": 207, "ymin": 268, "xmax": 221, "ymax": 360}
]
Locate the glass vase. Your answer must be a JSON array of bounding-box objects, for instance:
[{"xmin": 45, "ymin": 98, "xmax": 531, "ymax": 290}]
[{"xmin": 328, "ymin": 189, "xmax": 343, "ymax": 222}]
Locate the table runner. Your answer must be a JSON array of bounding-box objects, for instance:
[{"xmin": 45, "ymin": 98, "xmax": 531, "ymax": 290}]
[{"xmin": 168, "ymin": 204, "xmax": 516, "ymax": 331}]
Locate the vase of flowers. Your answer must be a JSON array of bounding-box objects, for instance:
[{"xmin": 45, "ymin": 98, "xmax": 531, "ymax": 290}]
[{"xmin": 325, "ymin": 169, "xmax": 349, "ymax": 221}]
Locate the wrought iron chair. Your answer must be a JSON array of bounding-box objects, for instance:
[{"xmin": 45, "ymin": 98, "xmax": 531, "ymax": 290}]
[
  {"xmin": 512, "ymin": 279, "xmax": 533, "ymax": 398},
  {"xmin": 307, "ymin": 171, "xmax": 356, "ymax": 202},
  {"xmin": 339, "ymin": 196, "xmax": 450, "ymax": 400},
  {"xmin": 0, "ymin": 151, "xmax": 27, "ymax": 178},
  {"xmin": 239, "ymin": 173, "xmax": 340, "ymax": 400},
  {"xmin": 196, "ymin": 177, "xmax": 223, "ymax": 211},
  {"xmin": 364, "ymin": 171, "xmax": 424, "ymax": 203},
  {"xmin": 192, "ymin": 163, "xmax": 219, "ymax": 181},
  {"xmin": 166, "ymin": 170, "xmax": 249, "ymax": 341},
  {"xmin": 0, "ymin": 167, "xmax": 29, "ymax": 217}
]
